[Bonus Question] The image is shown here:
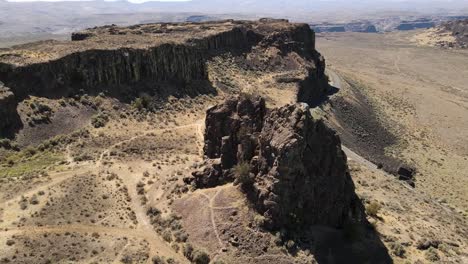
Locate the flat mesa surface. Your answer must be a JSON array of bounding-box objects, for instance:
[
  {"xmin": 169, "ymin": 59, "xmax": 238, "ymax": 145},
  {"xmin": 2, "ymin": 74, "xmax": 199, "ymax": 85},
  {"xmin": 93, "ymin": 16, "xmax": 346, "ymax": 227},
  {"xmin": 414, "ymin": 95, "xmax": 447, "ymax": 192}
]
[{"xmin": 0, "ymin": 20, "xmax": 296, "ymax": 67}]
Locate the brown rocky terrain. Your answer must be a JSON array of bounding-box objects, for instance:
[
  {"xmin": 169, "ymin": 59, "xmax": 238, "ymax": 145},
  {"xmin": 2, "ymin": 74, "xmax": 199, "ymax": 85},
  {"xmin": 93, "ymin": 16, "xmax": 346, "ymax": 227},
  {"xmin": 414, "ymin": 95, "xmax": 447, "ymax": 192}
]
[
  {"xmin": 413, "ymin": 19, "xmax": 468, "ymax": 48},
  {"xmin": 0, "ymin": 18, "xmax": 467, "ymax": 264}
]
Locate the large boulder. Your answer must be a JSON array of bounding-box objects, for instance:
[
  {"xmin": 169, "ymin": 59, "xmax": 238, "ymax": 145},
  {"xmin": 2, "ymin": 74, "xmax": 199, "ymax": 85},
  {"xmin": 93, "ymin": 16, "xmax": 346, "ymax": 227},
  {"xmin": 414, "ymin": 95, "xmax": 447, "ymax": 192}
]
[{"xmin": 191, "ymin": 96, "xmax": 364, "ymax": 230}]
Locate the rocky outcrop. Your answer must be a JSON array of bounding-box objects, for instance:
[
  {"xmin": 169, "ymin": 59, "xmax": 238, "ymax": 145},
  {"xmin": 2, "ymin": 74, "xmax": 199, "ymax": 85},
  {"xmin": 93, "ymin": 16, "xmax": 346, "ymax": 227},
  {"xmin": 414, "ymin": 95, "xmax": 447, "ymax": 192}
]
[
  {"xmin": 190, "ymin": 96, "xmax": 364, "ymax": 230},
  {"xmin": 439, "ymin": 19, "xmax": 468, "ymax": 48},
  {"xmin": 0, "ymin": 82, "xmax": 21, "ymax": 137},
  {"xmin": 0, "ymin": 44, "xmax": 210, "ymax": 100},
  {"xmin": 0, "ymin": 19, "xmax": 324, "ymax": 103}
]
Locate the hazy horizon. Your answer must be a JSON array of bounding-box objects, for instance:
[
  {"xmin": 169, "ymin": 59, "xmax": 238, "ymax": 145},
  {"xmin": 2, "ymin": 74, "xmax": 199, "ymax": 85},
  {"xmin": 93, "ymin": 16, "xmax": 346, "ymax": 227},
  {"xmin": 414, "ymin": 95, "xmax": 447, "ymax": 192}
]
[{"xmin": 1, "ymin": 0, "xmax": 468, "ymax": 42}]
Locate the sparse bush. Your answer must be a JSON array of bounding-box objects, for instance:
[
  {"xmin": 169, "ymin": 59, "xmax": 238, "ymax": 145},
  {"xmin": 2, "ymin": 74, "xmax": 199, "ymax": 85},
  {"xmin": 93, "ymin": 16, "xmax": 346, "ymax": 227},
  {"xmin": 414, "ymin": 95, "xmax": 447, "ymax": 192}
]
[
  {"xmin": 162, "ymin": 230, "xmax": 172, "ymax": 242},
  {"xmin": 183, "ymin": 243, "xmax": 194, "ymax": 260},
  {"xmin": 366, "ymin": 201, "xmax": 382, "ymax": 218},
  {"xmin": 171, "ymin": 243, "xmax": 180, "ymax": 252},
  {"xmin": 29, "ymin": 100, "xmax": 53, "ymax": 124},
  {"xmin": 192, "ymin": 249, "xmax": 210, "ymax": 264},
  {"xmin": 91, "ymin": 112, "xmax": 109, "ymax": 128},
  {"xmin": 174, "ymin": 230, "xmax": 188, "ymax": 242},
  {"xmin": 73, "ymin": 153, "xmax": 93, "ymax": 162},
  {"xmin": 166, "ymin": 258, "xmax": 177, "ymax": 264},
  {"xmin": 147, "ymin": 207, "xmax": 161, "ymax": 216},
  {"xmin": 233, "ymin": 162, "xmax": 252, "ymax": 186},
  {"xmin": 425, "ymin": 247, "xmax": 440, "ymax": 262},
  {"xmin": 152, "ymin": 256, "xmax": 166, "ymax": 264},
  {"xmin": 29, "ymin": 195, "xmax": 39, "ymax": 205},
  {"xmin": 132, "ymin": 94, "xmax": 152, "ymax": 111},
  {"xmin": 121, "ymin": 255, "xmax": 132, "ymax": 264},
  {"xmin": 253, "ymin": 214, "xmax": 266, "ymax": 227},
  {"xmin": 390, "ymin": 242, "xmax": 406, "ymax": 258},
  {"xmin": 0, "ymin": 139, "xmax": 12, "ymax": 149},
  {"xmin": 25, "ymin": 147, "xmax": 37, "ymax": 157},
  {"xmin": 285, "ymin": 240, "xmax": 295, "ymax": 250}
]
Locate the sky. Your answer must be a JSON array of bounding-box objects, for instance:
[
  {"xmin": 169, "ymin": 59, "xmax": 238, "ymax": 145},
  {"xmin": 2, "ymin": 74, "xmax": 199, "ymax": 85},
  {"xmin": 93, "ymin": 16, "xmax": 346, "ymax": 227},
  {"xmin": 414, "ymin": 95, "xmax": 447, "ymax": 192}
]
[{"xmin": 4, "ymin": 0, "xmax": 465, "ymax": 3}]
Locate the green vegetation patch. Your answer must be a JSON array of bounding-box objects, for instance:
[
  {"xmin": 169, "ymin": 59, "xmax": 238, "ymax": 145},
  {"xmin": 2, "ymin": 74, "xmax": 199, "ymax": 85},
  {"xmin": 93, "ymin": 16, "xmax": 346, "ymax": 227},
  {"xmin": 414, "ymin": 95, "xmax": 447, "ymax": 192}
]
[{"xmin": 0, "ymin": 149, "xmax": 62, "ymax": 178}]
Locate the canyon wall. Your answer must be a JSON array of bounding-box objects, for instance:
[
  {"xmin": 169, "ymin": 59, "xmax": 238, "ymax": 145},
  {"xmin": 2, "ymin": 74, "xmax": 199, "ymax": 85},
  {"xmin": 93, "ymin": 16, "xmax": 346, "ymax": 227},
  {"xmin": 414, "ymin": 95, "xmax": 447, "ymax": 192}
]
[
  {"xmin": 0, "ymin": 27, "xmax": 261, "ymax": 101},
  {"xmin": 0, "ymin": 20, "xmax": 328, "ymax": 138}
]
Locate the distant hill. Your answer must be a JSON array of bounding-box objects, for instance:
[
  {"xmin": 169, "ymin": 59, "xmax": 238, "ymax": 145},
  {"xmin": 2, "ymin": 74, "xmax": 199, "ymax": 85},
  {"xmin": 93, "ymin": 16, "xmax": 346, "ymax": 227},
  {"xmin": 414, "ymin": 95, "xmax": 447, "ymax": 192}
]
[
  {"xmin": 413, "ymin": 19, "xmax": 468, "ymax": 48},
  {"xmin": 1, "ymin": 0, "xmax": 468, "ymax": 41}
]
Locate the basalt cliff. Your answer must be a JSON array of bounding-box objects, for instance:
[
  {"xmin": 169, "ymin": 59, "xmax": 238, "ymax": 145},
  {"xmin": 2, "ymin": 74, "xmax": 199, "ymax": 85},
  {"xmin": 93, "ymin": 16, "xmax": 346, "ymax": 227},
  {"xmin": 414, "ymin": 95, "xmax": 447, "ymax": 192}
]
[
  {"xmin": 190, "ymin": 96, "xmax": 364, "ymax": 230},
  {"xmin": 0, "ymin": 19, "xmax": 327, "ymax": 135},
  {"xmin": 0, "ymin": 19, "xmax": 325, "ymax": 100}
]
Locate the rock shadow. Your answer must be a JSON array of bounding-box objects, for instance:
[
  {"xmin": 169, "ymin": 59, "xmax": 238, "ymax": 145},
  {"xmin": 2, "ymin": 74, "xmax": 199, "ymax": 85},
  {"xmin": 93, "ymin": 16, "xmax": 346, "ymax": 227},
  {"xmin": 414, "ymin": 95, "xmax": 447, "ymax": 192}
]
[{"xmin": 292, "ymin": 221, "xmax": 393, "ymax": 264}]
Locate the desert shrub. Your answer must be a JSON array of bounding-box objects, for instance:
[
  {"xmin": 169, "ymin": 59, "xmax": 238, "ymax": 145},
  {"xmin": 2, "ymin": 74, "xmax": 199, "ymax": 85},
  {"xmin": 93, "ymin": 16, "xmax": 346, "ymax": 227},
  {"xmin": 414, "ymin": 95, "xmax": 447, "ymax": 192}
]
[
  {"xmin": 121, "ymin": 255, "xmax": 132, "ymax": 264},
  {"xmin": 233, "ymin": 161, "xmax": 252, "ymax": 185},
  {"xmin": 174, "ymin": 230, "xmax": 188, "ymax": 242},
  {"xmin": 390, "ymin": 242, "xmax": 406, "ymax": 258},
  {"xmin": 425, "ymin": 247, "xmax": 440, "ymax": 262},
  {"xmin": 192, "ymin": 249, "xmax": 210, "ymax": 264},
  {"xmin": 30, "ymin": 101, "xmax": 52, "ymax": 113},
  {"xmin": 29, "ymin": 195, "xmax": 39, "ymax": 205},
  {"xmin": 366, "ymin": 201, "xmax": 382, "ymax": 217},
  {"xmin": 172, "ymin": 243, "xmax": 180, "ymax": 252},
  {"xmin": 183, "ymin": 243, "xmax": 194, "ymax": 260},
  {"xmin": 162, "ymin": 230, "xmax": 172, "ymax": 242},
  {"xmin": 147, "ymin": 207, "xmax": 162, "ymax": 216},
  {"xmin": 0, "ymin": 139, "xmax": 19, "ymax": 151},
  {"xmin": 285, "ymin": 240, "xmax": 296, "ymax": 250},
  {"xmin": 253, "ymin": 214, "xmax": 266, "ymax": 227},
  {"xmin": 91, "ymin": 112, "xmax": 109, "ymax": 128},
  {"xmin": 166, "ymin": 258, "xmax": 176, "ymax": 264},
  {"xmin": 132, "ymin": 94, "xmax": 152, "ymax": 111},
  {"xmin": 73, "ymin": 153, "xmax": 93, "ymax": 162},
  {"xmin": 28, "ymin": 100, "xmax": 53, "ymax": 124},
  {"xmin": 0, "ymin": 139, "xmax": 11, "ymax": 149},
  {"xmin": 24, "ymin": 147, "xmax": 37, "ymax": 157},
  {"xmin": 152, "ymin": 256, "xmax": 166, "ymax": 264}
]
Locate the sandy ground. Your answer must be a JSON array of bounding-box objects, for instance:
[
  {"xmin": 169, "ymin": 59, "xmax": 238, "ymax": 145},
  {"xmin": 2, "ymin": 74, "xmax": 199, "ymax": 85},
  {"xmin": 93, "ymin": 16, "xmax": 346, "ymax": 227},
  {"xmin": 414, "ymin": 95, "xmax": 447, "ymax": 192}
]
[{"xmin": 317, "ymin": 31, "xmax": 468, "ymax": 214}]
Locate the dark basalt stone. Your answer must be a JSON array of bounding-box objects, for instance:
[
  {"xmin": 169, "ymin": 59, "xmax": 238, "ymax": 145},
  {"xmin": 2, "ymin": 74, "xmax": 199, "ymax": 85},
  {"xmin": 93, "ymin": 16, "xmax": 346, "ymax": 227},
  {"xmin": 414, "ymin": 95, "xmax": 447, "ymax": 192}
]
[{"xmin": 191, "ymin": 96, "xmax": 365, "ymax": 230}]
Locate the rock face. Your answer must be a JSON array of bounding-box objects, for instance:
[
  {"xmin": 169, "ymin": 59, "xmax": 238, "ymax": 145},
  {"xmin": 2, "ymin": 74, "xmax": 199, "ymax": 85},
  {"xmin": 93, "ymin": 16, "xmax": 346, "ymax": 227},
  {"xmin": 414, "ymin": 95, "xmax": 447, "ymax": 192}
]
[
  {"xmin": 191, "ymin": 96, "xmax": 363, "ymax": 230},
  {"xmin": 0, "ymin": 19, "xmax": 328, "ymax": 137},
  {"xmin": 0, "ymin": 82, "xmax": 21, "ymax": 137},
  {"xmin": 0, "ymin": 20, "xmax": 324, "ymax": 102}
]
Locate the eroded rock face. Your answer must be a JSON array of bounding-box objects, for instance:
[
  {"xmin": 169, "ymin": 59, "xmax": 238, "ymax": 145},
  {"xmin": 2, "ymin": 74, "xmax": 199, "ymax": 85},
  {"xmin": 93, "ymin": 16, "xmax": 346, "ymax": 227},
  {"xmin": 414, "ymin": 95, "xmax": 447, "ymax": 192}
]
[
  {"xmin": 0, "ymin": 82, "xmax": 21, "ymax": 137},
  {"xmin": 191, "ymin": 96, "xmax": 364, "ymax": 230},
  {"xmin": 0, "ymin": 19, "xmax": 325, "ymax": 102}
]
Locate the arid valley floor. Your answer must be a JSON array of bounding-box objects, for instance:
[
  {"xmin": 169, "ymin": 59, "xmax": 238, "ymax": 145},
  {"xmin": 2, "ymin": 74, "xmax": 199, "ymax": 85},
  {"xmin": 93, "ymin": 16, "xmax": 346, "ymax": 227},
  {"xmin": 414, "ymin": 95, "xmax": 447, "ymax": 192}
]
[{"xmin": 0, "ymin": 20, "xmax": 467, "ymax": 264}]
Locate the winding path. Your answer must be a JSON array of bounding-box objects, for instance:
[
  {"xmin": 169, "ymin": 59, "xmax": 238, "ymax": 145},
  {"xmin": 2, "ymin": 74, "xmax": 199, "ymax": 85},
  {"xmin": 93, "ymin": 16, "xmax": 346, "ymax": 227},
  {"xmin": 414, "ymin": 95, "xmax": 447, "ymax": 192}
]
[{"xmin": 1, "ymin": 121, "xmax": 205, "ymax": 263}]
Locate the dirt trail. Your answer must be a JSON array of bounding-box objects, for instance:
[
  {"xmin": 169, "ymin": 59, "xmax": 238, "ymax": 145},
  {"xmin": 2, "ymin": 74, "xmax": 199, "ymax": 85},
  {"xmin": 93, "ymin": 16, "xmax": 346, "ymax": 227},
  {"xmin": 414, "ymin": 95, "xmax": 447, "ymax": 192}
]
[
  {"xmin": 0, "ymin": 165, "xmax": 92, "ymax": 205},
  {"xmin": 198, "ymin": 190, "xmax": 225, "ymax": 249},
  {"xmin": 98, "ymin": 122, "xmax": 202, "ymax": 165},
  {"xmin": 0, "ymin": 121, "xmax": 208, "ymax": 263}
]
